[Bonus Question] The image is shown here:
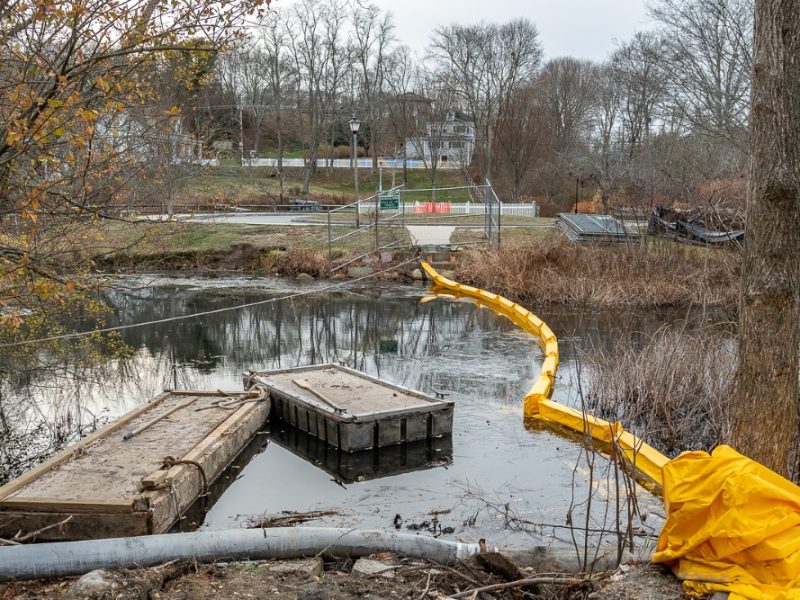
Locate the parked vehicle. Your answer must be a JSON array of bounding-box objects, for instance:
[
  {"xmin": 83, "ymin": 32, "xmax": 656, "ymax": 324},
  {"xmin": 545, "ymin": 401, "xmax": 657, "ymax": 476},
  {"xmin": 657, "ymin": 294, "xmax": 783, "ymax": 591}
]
[{"xmin": 288, "ymin": 199, "xmax": 320, "ymax": 212}]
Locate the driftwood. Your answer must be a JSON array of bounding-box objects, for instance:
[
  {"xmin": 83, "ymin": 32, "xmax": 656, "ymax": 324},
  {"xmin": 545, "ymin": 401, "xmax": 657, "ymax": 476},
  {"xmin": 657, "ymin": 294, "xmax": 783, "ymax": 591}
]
[
  {"xmin": 448, "ymin": 575, "xmax": 589, "ymax": 598},
  {"xmin": 0, "ymin": 515, "xmax": 73, "ymax": 546},
  {"xmin": 247, "ymin": 509, "xmax": 339, "ymax": 529}
]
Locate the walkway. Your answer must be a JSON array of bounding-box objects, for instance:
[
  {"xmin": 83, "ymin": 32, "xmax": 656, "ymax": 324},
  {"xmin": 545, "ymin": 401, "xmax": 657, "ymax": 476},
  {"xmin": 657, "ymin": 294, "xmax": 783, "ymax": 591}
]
[{"xmin": 406, "ymin": 225, "xmax": 455, "ymax": 247}]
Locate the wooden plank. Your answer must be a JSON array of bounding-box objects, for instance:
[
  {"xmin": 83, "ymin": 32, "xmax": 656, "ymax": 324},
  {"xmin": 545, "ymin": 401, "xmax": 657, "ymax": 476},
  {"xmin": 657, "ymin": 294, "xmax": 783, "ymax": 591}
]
[
  {"xmin": 0, "ymin": 510, "xmax": 150, "ymax": 541},
  {"xmin": 140, "ymin": 400, "xmax": 261, "ymax": 489},
  {"xmin": 252, "ymin": 364, "xmax": 452, "ymax": 408},
  {"xmin": 169, "ymin": 390, "xmax": 260, "ymax": 397},
  {"xmin": 0, "ymin": 498, "xmax": 134, "ymax": 514},
  {"xmin": 140, "ymin": 469, "xmax": 170, "ymax": 491},
  {"xmin": 144, "ymin": 398, "xmax": 270, "ymax": 534},
  {"xmin": 0, "ymin": 392, "xmax": 173, "ymax": 503}
]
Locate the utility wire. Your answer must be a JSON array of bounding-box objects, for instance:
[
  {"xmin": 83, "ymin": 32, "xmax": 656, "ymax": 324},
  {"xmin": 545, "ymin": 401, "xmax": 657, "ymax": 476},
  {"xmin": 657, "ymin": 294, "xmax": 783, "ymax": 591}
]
[{"xmin": 0, "ymin": 256, "xmax": 420, "ymax": 349}]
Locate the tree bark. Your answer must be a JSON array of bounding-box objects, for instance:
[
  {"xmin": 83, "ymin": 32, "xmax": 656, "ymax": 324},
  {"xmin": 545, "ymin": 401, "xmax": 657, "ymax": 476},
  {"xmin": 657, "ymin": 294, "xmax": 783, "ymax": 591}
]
[{"xmin": 730, "ymin": 0, "xmax": 800, "ymax": 476}]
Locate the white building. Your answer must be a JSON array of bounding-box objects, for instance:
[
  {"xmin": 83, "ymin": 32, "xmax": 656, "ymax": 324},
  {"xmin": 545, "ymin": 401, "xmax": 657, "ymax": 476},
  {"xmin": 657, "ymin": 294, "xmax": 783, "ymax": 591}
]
[
  {"xmin": 97, "ymin": 112, "xmax": 204, "ymax": 164},
  {"xmin": 404, "ymin": 109, "xmax": 475, "ymax": 167}
]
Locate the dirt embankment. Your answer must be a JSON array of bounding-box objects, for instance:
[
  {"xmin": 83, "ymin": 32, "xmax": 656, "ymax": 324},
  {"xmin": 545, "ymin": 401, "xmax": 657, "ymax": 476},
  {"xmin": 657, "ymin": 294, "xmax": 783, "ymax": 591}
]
[
  {"xmin": 3, "ymin": 555, "xmax": 689, "ymax": 600},
  {"xmin": 99, "ymin": 244, "xmax": 331, "ymax": 278}
]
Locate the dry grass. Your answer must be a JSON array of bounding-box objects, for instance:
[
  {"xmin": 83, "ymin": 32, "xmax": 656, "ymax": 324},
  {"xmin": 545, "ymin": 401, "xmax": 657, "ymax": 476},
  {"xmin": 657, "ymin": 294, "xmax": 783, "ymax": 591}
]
[
  {"xmin": 262, "ymin": 247, "xmax": 328, "ymax": 277},
  {"xmin": 582, "ymin": 325, "xmax": 735, "ymax": 455},
  {"xmin": 455, "ymin": 231, "xmax": 740, "ymax": 309}
]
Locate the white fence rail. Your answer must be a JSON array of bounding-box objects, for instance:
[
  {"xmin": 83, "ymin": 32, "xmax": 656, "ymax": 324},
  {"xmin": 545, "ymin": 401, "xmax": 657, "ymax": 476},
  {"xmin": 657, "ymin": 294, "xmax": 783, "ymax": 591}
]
[
  {"xmin": 356, "ymin": 200, "xmax": 538, "ymax": 217},
  {"xmin": 243, "ymin": 157, "xmax": 464, "ymax": 170}
]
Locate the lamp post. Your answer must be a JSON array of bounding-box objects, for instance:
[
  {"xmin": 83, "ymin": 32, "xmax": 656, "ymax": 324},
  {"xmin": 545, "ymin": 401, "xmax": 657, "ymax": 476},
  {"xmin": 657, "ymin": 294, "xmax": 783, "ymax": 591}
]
[
  {"xmin": 568, "ymin": 171, "xmax": 580, "ymax": 214},
  {"xmin": 575, "ymin": 177, "xmax": 579, "ymax": 214},
  {"xmin": 349, "ymin": 114, "xmax": 361, "ymax": 228}
]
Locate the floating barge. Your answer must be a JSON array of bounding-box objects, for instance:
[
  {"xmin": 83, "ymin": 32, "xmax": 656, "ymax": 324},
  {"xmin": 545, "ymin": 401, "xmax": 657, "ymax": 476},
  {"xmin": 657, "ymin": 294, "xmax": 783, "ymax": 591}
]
[
  {"xmin": 0, "ymin": 365, "xmax": 453, "ymax": 541},
  {"xmin": 0, "ymin": 390, "xmax": 270, "ymax": 541},
  {"xmin": 248, "ymin": 364, "xmax": 454, "ymax": 452},
  {"xmin": 269, "ymin": 423, "xmax": 453, "ymax": 484}
]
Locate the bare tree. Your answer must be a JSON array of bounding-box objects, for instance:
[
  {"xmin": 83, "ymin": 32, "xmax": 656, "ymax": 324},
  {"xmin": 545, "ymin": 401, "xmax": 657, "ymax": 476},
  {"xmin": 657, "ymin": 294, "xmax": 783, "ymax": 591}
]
[
  {"xmin": 730, "ymin": 0, "xmax": 800, "ymax": 476},
  {"xmin": 384, "ymin": 46, "xmax": 422, "ymax": 186},
  {"xmin": 233, "ymin": 42, "xmax": 272, "ymax": 155},
  {"xmin": 287, "ymin": 0, "xmax": 348, "ymax": 194},
  {"xmin": 0, "ymin": 0, "xmax": 264, "ymax": 327},
  {"xmin": 351, "ymin": 3, "xmax": 395, "ymax": 169},
  {"xmin": 259, "ymin": 13, "xmax": 293, "ymax": 203},
  {"xmin": 429, "ymin": 19, "xmax": 542, "ymax": 179},
  {"xmin": 651, "ymin": 0, "xmax": 752, "ymax": 143},
  {"xmin": 414, "ymin": 72, "xmax": 461, "ymax": 200},
  {"xmin": 494, "ymin": 86, "xmax": 549, "ymax": 201},
  {"xmin": 538, "ymin": 57, "xmax": 597, "ymax": 155},
  {"xmin": 612, "ymin": 32, "xmax": 668, "ymax": 159},
  {"xmin": 590, "ymin": 61, "xmax": 625, "ymax": 211}
]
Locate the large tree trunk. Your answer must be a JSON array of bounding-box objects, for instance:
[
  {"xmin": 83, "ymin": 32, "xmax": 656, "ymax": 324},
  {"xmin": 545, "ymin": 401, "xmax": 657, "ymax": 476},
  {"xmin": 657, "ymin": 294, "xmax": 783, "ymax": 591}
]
[{"xmin": 730, "ymin": 0, "xmax": 800, "ymax": 476}]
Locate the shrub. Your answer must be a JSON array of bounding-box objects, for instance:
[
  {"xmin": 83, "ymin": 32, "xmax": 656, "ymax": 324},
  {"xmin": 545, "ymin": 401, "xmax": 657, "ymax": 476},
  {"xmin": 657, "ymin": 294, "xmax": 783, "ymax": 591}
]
[
  {"xmin": 455, "ymin": 231, "xmax": 740, "ymax": 309},
  {"xmin": 582, "ymin": 325, "xmax": 735, "ymax": 455}
]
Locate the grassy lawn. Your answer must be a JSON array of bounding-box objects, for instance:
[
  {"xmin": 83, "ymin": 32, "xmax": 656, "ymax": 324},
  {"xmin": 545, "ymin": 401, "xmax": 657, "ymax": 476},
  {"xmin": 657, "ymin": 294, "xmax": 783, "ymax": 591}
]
[
  {"xmin": 451, "ymin": 225, "xmax": 551, "ymax": 246},
  {"xmin": 178, "ymin": 166, "xmax": 474, "ymax": 207},
  {"xmin": 99, "ymin": 220, "xmax": 411, "ymax": 263}
]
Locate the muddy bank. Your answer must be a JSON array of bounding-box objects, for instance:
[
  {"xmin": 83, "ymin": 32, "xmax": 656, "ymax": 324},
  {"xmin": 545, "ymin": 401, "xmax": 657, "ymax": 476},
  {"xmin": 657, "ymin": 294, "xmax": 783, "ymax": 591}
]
[
  {"xmin": 2, "ymin": 555, "xmax": 689, "ymax": 600},
  {"xmin": 97, "ymin": 244, "xmax": 419, "ymax": 280}
]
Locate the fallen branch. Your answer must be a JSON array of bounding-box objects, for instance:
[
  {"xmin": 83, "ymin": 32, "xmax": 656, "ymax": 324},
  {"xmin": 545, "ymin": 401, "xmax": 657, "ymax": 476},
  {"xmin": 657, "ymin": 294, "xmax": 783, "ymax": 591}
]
[
  {"xmin": 247, "ymin": 510, "xmax": 339, "ymax": 528},
  {"xmin": 1, "ymin": 515, "xmax": 73, "ymax": 546},
  {"xmin": 448, "ymin": 575, "xmax": 587, "ymax": 599}
]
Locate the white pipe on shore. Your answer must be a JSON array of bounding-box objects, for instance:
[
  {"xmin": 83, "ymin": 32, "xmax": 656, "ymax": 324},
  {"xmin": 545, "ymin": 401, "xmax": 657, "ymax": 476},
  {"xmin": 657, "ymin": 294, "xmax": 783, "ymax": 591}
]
[{"xmin": 0, "ymin": 527, "xmax": 481, "ymax": 581}]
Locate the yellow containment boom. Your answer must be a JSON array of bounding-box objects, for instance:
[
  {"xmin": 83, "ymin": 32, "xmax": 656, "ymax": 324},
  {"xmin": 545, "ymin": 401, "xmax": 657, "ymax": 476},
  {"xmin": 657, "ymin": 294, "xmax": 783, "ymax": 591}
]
[
  {"xmin": 420, "ymin": 260, "xmax": 800, "ymax": 600},
  {"xmin": 419, "ymin": 260, "xmax": 668, "ymax": 488}
]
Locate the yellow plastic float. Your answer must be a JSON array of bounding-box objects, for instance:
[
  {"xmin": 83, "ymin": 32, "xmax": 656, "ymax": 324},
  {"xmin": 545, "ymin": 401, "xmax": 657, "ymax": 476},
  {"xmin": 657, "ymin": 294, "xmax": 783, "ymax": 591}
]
[{"xmin": 420, "ymin": 260, "xmax": 800, "ymax": 600}]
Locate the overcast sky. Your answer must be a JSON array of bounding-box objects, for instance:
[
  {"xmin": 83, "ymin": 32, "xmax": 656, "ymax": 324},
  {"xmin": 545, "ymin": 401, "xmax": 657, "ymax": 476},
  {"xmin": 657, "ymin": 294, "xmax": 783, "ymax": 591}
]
[{"xmin": 271, "ymin": 0, "xmax": 653, "ymax": 61}]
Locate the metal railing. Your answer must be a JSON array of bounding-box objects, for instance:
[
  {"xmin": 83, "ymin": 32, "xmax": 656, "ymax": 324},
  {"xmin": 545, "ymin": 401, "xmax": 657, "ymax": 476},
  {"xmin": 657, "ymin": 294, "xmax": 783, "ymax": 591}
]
[
  {"xmin": 484, "ymin": 179, "xmax": 501, "ymax": 251},
  {"xmin": 327, "ymin": 184, "xmax": 408, "ymax": 273}
]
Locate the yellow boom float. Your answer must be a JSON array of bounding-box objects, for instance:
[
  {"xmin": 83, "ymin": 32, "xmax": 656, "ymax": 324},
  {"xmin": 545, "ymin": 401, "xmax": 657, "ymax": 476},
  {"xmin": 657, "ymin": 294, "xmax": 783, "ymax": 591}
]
[{"xmin": 420, "ymin": 260, "xmax": 800, "ymax": 600}]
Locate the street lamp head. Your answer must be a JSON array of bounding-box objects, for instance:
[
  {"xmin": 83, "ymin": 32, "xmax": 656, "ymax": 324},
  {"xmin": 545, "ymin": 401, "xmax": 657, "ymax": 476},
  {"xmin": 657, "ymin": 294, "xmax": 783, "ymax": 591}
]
[{"xmin": 349, "ymin": 114, "xmax": 361, "ymax": 134}]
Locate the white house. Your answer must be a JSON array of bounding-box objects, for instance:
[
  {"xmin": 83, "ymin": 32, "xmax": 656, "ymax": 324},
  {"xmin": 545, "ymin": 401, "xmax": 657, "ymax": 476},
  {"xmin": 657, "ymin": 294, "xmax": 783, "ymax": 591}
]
[
  {"xmin": 404, "ymin": 109, "xmax": 475, "ymax": 167},
  {"xmin": 97, "ymin": 112, "xmax": 204, "ymax": 164}
]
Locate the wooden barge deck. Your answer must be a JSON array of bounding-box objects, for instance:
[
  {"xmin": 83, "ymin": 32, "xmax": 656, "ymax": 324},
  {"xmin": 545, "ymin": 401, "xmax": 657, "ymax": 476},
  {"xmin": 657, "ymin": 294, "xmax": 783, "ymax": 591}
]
[
  {"xmin": 0, "ymin": 390, "xmax": 270, "ymax": 541},
  {"xmin": 248, "ymin": 364, "xmax": 454, "ymax": 452}
]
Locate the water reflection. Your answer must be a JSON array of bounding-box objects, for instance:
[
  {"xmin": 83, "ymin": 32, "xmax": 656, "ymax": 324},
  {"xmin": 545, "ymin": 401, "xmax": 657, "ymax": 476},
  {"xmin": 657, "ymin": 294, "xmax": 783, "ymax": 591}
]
[{"xmin": 0, "ymin": 276, "xmax": 668, "ymax": 552}]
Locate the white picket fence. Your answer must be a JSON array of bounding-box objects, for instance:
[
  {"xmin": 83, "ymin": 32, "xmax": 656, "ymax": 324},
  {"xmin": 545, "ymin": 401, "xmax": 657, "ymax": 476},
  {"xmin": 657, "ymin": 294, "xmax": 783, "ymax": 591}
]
[
  {"xmin": 242, "ymin": 157, "xmax": 464, "ymax": 170},
  {"xmin": 356, "ymin": 200, "xmax": 538, "ymax": 217}
]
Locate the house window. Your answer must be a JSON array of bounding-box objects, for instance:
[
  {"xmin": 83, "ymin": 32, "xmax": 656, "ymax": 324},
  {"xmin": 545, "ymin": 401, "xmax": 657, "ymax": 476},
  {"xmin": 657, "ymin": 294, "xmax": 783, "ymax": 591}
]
[
  {"xmin": 453, "ymin": 125, "xmax": 466, "ymax": 134},
  {"xmin": 450, "ymin": 141, "xmax": 465, "ymax": 149}
]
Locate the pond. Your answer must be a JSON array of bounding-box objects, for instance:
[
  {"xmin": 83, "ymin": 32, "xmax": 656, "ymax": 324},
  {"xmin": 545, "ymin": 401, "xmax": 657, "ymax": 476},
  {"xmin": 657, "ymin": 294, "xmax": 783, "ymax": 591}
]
[{"xmin": 0, "ymin": 275, "xmax": 667, "ymax": 553}]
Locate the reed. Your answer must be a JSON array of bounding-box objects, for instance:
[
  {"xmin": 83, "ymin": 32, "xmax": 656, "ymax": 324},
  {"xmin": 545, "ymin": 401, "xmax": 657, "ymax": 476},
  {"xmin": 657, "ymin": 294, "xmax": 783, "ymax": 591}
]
[
  {"xmin": 582, "ymin": 325, "xmax": 735, "ymax": 454},
  {"xmin": 455, "ymin": 232, "xmax": 740, "ymax": 309}
]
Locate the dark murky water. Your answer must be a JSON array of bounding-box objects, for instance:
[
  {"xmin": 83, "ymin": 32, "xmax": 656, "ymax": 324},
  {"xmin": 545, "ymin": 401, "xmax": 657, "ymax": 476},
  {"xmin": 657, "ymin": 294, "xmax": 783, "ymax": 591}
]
[{"xmin": 1, "ymin": 275, "xmax": 671, "ymax": 550}]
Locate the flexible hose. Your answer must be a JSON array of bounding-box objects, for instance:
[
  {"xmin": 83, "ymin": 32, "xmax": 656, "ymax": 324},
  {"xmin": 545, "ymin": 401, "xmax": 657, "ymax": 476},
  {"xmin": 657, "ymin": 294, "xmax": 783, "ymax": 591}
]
[{"xmin": 0, "ymin": 527, "xmax": 481, "ymax": 581}]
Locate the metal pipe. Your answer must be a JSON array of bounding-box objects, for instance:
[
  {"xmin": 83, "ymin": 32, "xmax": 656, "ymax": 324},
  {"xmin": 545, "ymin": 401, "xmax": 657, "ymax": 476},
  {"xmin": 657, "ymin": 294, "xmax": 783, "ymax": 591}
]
[{"xmin": 0, "ymin": 528, "xmax": 481, "ymax": 582}]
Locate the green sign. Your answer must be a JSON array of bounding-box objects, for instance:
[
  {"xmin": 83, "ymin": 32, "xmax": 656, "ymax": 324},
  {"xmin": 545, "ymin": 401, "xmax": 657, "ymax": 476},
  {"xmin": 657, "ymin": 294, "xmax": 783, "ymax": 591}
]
[{"xmin": 380, "ymin": 193, "xmax": 399, "ymax": 209}]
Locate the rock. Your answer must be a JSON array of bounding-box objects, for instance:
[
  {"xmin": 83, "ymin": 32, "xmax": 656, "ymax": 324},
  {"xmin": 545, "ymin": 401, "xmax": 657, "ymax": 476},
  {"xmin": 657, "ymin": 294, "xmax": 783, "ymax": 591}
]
[
  {"xmin": 66, "ymin": 568, "xmax": 163, "ymax": 600},
  {"xmin": 347, "ymin": 266, "xmax": 374, "ymax": 278},
  {"xmin": 265, "ymin": 557, "xmax": 324, "ymax": 578},
  {"xmin": 380, "ymin": 251, "xmax": 394, "ymax": 263},
  {"xmin": 351, "ymin": 557, "xmax": 398, "ymax": 579},
  {"xmin": 411, "ymin": 268, "xmax": 424, "ymax": 280},
  {"xmin": 295, "ymin": 273, "xmax": 315, "ymax": 280}
]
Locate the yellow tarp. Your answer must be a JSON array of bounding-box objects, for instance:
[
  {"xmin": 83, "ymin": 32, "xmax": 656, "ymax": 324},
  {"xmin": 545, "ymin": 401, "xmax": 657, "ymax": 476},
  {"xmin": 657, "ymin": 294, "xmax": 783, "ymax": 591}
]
[
  {"xmin": 654, "ymin": 445, "xmax": 800, "ymax": 599},
  {"xmin": 418, "ymin": 261, "xmax": 800, "ymax": 599}
]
